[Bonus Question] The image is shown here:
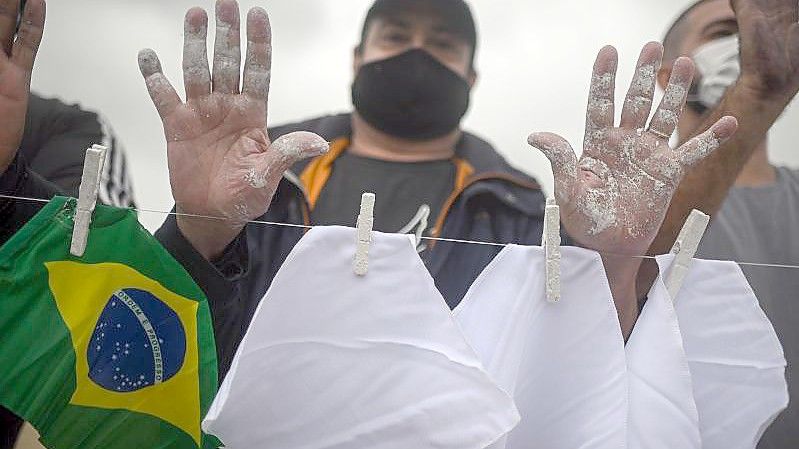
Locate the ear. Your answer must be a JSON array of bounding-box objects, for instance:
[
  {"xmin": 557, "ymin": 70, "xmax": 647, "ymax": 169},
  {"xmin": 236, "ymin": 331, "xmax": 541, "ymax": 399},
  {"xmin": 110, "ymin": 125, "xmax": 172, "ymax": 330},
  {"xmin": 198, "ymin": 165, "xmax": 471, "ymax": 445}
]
[
  {"xmin": 467, "ymin": 68, "xmax": 478, "ymax": 89},
  {"xmin": 353, "ymin": 45, "xmax": 364, "ymax": 76},
  {"xmin": 657, "ymin": 64, "xmax": 673, "ymax": 90}
]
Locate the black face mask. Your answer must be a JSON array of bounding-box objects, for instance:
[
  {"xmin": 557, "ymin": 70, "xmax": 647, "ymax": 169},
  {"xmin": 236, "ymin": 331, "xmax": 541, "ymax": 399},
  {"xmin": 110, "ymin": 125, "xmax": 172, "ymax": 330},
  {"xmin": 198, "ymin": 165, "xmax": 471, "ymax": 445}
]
[{"xmin": 352, "ymin": 49, "xmax": 471, "ymax": 141}]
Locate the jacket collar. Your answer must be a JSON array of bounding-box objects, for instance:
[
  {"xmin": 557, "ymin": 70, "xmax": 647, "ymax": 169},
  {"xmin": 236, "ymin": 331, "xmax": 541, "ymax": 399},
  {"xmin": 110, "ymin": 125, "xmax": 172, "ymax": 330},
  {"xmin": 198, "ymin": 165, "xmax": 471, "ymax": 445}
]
[{"xmin": 275, "ymin": 113, "xmax": 545, "ymax": 216}]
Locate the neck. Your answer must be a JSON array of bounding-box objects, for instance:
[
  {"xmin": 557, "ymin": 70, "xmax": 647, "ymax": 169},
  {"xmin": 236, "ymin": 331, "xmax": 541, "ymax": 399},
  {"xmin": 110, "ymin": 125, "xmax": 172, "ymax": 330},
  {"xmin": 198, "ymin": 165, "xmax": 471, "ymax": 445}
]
[
  {"xmin": 735, "ymin": 140, "xmax": 776, "ymax": 187},
  {"xmin": 349, "ymin": 112, "xmax": 460, "ymax": 162}
]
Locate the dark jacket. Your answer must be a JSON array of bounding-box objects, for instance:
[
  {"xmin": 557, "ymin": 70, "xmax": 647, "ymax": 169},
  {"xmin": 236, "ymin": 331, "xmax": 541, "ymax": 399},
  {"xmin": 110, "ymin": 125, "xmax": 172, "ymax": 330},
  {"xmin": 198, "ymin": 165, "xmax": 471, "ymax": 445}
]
[
  {"xmin": 156, "ymin": 113, "xmax": 550, "ymax": 378},
  {"xmin": 21, "ymin": 94, "xmax": 135, "ymax": 207}
]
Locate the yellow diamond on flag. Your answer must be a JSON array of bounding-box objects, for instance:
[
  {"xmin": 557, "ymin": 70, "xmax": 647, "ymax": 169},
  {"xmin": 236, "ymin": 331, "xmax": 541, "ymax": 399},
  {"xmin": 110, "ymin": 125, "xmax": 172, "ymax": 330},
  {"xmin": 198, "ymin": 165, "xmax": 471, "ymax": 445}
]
[{"xmin": 46, "ymin": 261, "xmax": 202, "ymax": 446}]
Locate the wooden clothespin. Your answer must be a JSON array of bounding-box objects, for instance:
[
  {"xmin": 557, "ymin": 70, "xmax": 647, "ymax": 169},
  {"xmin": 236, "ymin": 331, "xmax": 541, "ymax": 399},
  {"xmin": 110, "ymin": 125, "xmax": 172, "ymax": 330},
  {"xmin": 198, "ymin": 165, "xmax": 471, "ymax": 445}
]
[
  {"xmin": 70, "ymin": 145, "xmax": 107, "ymax": 257},
  {"xmin": 542, "ymin": 198, "xmax": 562, "ymax": 303},
  {"xmin": 354, "ymin": 193, "xmax": 376, "ymax": 276},
  {"xmin": 665, "ymin": 209, "xmax": 710, "ymax": 299}
]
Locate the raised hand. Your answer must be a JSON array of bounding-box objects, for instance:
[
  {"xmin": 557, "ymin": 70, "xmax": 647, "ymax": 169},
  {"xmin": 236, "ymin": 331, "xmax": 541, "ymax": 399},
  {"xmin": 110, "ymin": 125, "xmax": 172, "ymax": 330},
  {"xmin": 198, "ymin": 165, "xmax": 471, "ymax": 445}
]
[
  {"xmin": 139, "ymin": 0, "xmax": 328, "ymax": 260},
  {"xmin": 0, "ymin": 0, "xmax": 45, "ymax": 174},
  {"xmin": 529, "ymin": 43, "xmax": 738, "ymax": 258},
  {"xmin": 733, "ymin": 0, "xmax": 799, "ymax": 103}
]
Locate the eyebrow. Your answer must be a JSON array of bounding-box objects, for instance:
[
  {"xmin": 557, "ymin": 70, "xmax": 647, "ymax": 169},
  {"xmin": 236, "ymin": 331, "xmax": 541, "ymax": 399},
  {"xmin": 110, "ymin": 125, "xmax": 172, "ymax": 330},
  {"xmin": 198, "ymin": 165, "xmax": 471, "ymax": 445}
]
[
  {"xmin": 379, "ymin": 17, "xmax": 412, "ymax": 30},
  {"xmin": 700, "ymin": 18, "xmax": 738, "ymax": 36}
]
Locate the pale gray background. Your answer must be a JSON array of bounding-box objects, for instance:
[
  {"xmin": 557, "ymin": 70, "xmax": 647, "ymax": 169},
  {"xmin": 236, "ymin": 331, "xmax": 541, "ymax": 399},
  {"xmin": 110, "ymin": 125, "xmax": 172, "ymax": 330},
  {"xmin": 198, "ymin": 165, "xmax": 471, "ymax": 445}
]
[{"xmin": 29, "ymin": 0, "xmax": 799, "ymax": 231}]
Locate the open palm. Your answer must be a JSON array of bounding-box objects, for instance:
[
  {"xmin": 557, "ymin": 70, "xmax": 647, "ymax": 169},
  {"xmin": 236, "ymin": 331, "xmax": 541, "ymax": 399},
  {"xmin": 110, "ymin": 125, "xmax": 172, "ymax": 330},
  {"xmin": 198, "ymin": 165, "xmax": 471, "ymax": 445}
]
[
  {"xmin": 140, "ymin": 0, "xmax": 327, "ymax": 258},
  {"xmin": 733, "ymin": 0, "xmax": 799, "ymax": 102},
  {"xmin": 0, "ymin": 0, "xmax": 45, "ymax": 173},
  {"xmin": 530, "ymin": 43, "xmax": 738, "ymax": 256}
]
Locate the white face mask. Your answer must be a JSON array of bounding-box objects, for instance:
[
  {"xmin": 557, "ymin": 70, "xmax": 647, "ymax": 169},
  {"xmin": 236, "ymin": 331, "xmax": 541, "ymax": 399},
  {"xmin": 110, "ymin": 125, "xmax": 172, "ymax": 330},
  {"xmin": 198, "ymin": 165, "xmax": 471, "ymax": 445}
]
[{"xmin": 691, "ymin": 34, "xmax": 741, "ymax": 108}]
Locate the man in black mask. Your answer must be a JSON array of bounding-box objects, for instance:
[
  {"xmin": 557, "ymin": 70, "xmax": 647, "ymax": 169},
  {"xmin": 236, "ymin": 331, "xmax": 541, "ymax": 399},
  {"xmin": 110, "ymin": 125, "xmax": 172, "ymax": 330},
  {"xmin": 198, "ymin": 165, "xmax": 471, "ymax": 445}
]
[{"xmin": 309, "ymin": 0, "xmax": 488, "ymax": 255}]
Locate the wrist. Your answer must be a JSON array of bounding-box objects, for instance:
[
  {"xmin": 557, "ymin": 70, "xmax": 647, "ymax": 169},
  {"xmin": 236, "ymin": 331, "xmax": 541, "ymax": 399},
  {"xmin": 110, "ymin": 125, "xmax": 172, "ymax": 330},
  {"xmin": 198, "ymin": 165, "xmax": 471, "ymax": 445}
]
[
  {"xmin": 600, "ymin": 253, "xmax": 643, "ymax": 340},
  {"xmin": 176, "ymin": 210, "xmax": 244, "ymax": 261},
  {"xmin": 731, "ymin": 76, "xmax": 795, "ymax": 111}
]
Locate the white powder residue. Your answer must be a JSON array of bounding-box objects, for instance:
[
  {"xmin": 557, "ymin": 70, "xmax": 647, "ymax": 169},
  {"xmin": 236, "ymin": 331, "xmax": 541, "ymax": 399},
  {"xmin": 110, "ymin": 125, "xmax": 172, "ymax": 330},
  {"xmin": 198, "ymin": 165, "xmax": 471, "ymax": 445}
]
[
  {"xmin": 576, "ymin": 157, "xmax": 619, "ymax": 235},
  {"xmin": 662, "ymin": 84, "xmax": 688, "ymax": 108},
  {"xmin": 580, "ymin": 183, "xmax": 619, "ymax": 235},
  {"xmin": 653, "ymin": 110, "xmax": 679, "ymax": 133},
  {"xmin": 243, "ymin": 47, "xmax": 271, "ymax": 98},
  {"xmin": 625, "ymin": 64, "xmax": 657, "ymax": 115},
  {"xmin": 631, "ymin": 64, "xmax": 656, "ymax": 96},
  {"xmin": 244, "ymin": 167, "xmax": 266, "ymax": 188},
  {"xmin": 232, "ymin": 203, "xmax": 249, "ymax": 223},
  {"xmin": 625, "ymin": 95, "xmax": 650, "ymax": 115},
  {"xmin": 183, "ymin": 22, "xmax": 209, "ymax": 83},
  {"xmin": 684, "ymin": 131, "xmax": 720, "ymax": 166},
  {"xmin": 587, "ymin": 73, "xmax": 614, "ymax": 132},
  {"xmin": 271, "ymin": 132, "xmax": 329, "ymax": 160}
]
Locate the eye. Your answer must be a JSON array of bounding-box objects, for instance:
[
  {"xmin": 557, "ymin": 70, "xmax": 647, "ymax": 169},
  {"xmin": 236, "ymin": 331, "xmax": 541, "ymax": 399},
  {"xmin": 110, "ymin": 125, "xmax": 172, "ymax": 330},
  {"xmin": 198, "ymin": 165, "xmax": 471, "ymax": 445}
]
[
  {"xmin": 431, "ymin": 38, "xmax": 456, "ymax": 50},
  {"xmin": 709, "ymin": 29, "xmax": 736, "ymax": 40}
]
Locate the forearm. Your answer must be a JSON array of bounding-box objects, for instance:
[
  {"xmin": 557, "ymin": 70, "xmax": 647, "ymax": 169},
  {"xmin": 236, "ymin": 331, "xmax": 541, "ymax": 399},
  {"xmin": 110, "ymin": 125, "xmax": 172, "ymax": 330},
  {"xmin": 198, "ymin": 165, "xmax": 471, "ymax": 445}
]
[
  {"xmin": 601, "ymin": 254, "xmax": 642, "ymax": 341},
  {"xmin": 652, "ymin": 82, "xmax": 789, "ymax": 255}
]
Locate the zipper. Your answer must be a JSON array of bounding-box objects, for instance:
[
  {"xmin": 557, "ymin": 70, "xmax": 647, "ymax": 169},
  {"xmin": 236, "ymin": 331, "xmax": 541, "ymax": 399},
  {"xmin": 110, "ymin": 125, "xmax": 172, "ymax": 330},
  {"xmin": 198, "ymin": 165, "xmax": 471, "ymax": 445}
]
[
  {"xmin": 428, "ymin": 172, "xmax": 541, "ymax": 249},
  {"xmin": 282, "ymin": 171, "xmax": 313, "ymax": 227}
]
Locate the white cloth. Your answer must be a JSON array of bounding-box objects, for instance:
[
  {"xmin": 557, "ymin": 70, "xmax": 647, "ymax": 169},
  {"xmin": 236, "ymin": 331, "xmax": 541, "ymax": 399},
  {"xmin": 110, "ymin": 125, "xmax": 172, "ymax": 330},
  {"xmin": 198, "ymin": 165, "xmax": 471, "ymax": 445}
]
[
  {"xmin": 454, "ymin": 245, "xmax": 628, "ymax": 449},
  {"xmin": 626, "ymin": 260, "xmax": 701, "ymax": 449},
  {"xmin": 202, "ymin": 226, "xmax": 519, "ymax": 449},
  {"xmin": 657, "ymin": 256, "xmax": 788, "ymax": 449}
]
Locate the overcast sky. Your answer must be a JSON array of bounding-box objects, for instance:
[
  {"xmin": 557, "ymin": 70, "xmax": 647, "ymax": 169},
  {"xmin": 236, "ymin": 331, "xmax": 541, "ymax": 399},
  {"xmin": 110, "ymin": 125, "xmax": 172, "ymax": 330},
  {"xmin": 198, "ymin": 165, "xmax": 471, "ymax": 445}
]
[{"xmin": 30, "ymin": 0, "xmax": 799, "ymax": 231}]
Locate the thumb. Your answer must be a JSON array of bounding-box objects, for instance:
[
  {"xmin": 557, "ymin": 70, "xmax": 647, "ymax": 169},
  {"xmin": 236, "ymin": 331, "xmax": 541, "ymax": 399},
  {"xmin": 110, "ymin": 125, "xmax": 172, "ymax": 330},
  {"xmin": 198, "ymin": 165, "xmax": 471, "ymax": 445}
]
[
  {"xmin": 270, "ymin": 131, "xmax": 329, "ymax": 165},
  {"xmin": 245, "ymin": 131, "xmax": 329, "ymax": 189},
  {"xmin": 678, "ymin": 116, "xmax": 738, "ymax": 168},
  {"xmin": 528, "ymin": 132, "xmax": 578, "ymax": 201}
]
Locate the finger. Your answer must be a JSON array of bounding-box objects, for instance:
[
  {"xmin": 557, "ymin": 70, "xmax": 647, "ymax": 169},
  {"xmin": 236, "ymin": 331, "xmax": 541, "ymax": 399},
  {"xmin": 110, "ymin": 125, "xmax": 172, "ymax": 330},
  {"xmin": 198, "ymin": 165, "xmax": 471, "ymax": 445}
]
[
  {"xmin": 0, "ymin": 0, "xmax": 19, "ymax": 55},
  {"xmin": 584, "ymin": 45, "xmax": 618, "ymax": 144},
  {"xmin": 242, "ymin": 7, "xmax": 272, "ymax": 102},
  {"xmin": 528, "ymin": 132, "xmax": 579, "ymax": 202},
  {"xmin": 139, "ymin": 49, "xmax": 182, "ymax": 119},
  {"xmin": 213, "ymin": 0, "xmax": 241, "ymax": 94},
  {"xmin": 620, "ymin": 42, "xmax": 662, "ymax": 129},
  {"xmin": 249, "ymin": 132, "xmax": 329, "ymax": 189},
  {"xmin": 678, "ymin": 116, "xmax": 738, "ymax": 167},
  {"xmin": 10, "ymin": 0, "xmax": 45, "ymax": 72},
  {"xmin": 183, "ymin": 7, "xmax": 211, "ymax": 100},
  {"xmin": 649, "ymin": 56, "xmax": 694, "ymax": 141}
]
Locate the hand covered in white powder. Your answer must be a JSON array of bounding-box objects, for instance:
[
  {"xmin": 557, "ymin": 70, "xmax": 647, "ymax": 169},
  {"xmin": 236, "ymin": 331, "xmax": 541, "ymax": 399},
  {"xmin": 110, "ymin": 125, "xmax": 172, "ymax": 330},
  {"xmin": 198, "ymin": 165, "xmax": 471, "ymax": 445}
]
[
  {"xmin": 0, "ymin": 0, "xmax": 45, "ymax": 175},
  {"xmin": 529, "ymin": 43, "xmax": 738, "ymax": 257},
  {"xmin": 139, "ymin": 0, "xmax": 328, "ymax": 260}
]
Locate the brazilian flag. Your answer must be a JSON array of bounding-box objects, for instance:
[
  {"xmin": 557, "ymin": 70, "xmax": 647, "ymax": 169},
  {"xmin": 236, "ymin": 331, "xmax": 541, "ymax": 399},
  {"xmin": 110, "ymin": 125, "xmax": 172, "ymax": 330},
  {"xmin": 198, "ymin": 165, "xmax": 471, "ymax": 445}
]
[{"xmin": 0, "ymin": 197, "xmax": 220, "ymax": 448}]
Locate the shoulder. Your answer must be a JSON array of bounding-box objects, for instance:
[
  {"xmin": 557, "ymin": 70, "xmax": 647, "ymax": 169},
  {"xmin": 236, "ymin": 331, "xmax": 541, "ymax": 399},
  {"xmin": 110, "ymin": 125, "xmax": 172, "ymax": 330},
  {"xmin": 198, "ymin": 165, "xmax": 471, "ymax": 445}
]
[
  {"xmin": 26, "ymin": 94, "xmax": 101, "ymax": 128},
  {"xmin": 268, "ymin": 113, "xmax": 352, "ymax": 142},
  {"xmin": 776, "ymin": 166, "xmax": 799, "ymax": 189},
  {"xmin": 457, "ymin": 131, "xmax": 541, "ymax": 188}
]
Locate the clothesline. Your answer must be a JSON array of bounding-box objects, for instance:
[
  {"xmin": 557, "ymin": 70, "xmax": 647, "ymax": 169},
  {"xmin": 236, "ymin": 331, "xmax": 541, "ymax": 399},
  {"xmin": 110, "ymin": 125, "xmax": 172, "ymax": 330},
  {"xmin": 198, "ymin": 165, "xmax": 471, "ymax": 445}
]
[{"xmin": 2, "ymin": 193, "xmax": 798, "ymax": 271}]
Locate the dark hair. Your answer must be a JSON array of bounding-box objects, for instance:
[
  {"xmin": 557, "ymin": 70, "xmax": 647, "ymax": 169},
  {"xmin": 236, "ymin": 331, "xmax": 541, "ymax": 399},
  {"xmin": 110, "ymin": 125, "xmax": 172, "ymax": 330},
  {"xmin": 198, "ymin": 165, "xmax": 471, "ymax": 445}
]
[
  {"xmin": 358, "ymin": 0, "xmax": 478, "ymax": 68},
  {"xmin": 663, "ymin": 0, "xmax": 710, "ymax": 62}
]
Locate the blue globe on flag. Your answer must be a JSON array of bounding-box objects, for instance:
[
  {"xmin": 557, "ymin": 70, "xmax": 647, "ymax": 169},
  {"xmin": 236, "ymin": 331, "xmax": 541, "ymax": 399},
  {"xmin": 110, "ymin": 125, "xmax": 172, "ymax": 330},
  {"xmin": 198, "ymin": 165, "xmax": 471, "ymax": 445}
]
[{"xmin": 87, "ymin": 288, "xmax": 187, "ymax": 392}]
